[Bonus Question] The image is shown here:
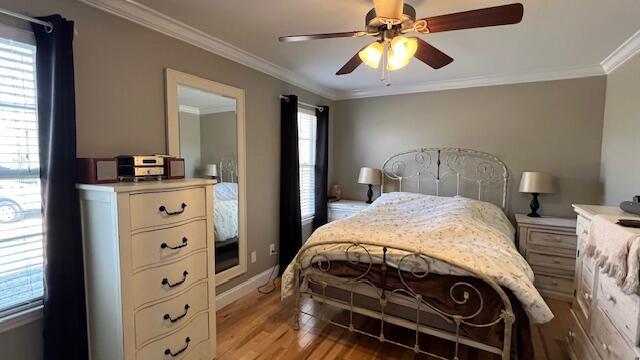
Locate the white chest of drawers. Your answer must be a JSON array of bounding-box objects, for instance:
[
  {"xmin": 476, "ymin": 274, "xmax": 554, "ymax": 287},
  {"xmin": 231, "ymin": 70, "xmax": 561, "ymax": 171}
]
[
  {"xmin": 567, "ymin": 205, "xmax": 640, "ymax": 360},
  {"xmin": 78, "ymin": 179, "xmax": 217, "ymax": 360}
]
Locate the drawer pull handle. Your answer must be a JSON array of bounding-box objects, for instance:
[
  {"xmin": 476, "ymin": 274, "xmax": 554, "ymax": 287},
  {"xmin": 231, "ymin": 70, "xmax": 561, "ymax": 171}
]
[
  {"xmin": 583, "ymin": 292, "xmax": 592, "ymax": 301},
  {"xmin": 162, "ymin": 270, "xmax": 188, "ymax": 288},
  {"xmin": 601, "ymin": 342, "xmax": 610, "ymax": 352},
  {"xmin": 161, "ymin": 237, "xmax": 188, "ymax": 250},
  {"xmin": 159, "ymin": 203, "xmax": 187, "ymax": 216},
  {"xmin": 164, "ymin": 337, "xmax": 190, "ymax": 357},
  {"xmin": 582, "ymin": 229, "xmax": 589, "ymax": 235},
  {"xmin": 163, "ymin": 304, "xmax": 190, "ymax": 323},
  {"xmin": 568, "ymin": 330, "xmax": 575, "ymax": 340}
]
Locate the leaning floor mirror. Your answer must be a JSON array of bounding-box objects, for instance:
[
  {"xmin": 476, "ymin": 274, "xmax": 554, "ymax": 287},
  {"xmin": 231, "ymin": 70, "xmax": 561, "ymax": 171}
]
[{"xmin": 165, "ymin": 69, "xmax": 247, "ymax": 285}]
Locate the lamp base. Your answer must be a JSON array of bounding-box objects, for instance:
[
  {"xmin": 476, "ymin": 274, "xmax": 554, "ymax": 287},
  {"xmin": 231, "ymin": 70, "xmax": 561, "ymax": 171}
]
[
  {"xmin": 527, "ymin": 193, "xmax": 541, "ymax": 217},
  {"xmin": 366, "ymin": 184, "xmax": 373, "ymax": 204}
]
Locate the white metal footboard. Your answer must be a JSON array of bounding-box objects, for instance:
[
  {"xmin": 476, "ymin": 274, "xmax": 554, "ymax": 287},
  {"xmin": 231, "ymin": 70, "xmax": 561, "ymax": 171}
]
[{"xmin": 291, "ymin": 241, "xmax": 515, "ymax": 360}]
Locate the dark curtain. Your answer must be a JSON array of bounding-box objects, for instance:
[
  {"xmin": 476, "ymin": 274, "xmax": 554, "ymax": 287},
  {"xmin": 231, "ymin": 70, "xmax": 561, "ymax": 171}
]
[
  {"xmin": 33, "ymin": 15, "xmax": 88, "ymax": 360},
  {"xmin": 279, "ymin": 95, "xmax": 302, "ymax": 275},
  {"xmin": 312, "ymin": 106, "xmax": 329, "ymax": 229}
]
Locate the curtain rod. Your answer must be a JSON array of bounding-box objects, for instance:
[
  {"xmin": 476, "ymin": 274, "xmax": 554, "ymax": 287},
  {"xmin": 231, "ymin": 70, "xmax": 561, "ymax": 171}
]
[
  {"xmin": 0, "ymin": 8, "xmax": 53, "ymax": 33},
  {"xmin": 279, "ymin": 95, "xmax": 324, "ymax": 112}
]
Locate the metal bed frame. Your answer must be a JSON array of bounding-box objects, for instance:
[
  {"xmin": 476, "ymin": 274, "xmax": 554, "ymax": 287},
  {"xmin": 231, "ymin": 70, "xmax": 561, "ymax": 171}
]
[{"xmin": 291, "ymin": 148, "xmax": 514, "ymax": 360}]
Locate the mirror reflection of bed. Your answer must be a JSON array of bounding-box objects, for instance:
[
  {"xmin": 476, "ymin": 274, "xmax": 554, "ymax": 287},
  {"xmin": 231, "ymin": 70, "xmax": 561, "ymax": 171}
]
[{"xmin": 177, "ymin": 85, "xmax": 240, "ymax": 274}]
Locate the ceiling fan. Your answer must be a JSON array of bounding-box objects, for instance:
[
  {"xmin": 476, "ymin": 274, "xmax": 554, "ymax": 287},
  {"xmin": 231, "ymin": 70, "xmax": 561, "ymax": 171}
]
[{"xmin": 279, "ymin": 1, "xmax": 524, "ymax": 83}]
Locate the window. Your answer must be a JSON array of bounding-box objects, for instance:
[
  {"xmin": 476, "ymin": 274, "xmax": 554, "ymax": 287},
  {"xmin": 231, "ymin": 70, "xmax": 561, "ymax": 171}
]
[
  {"xmin": 0, "ymin": 33, "xmax": 43, "ymax": 319},
  {"xmin": 298, "ymin": 109, "xmax": 317, "ymax": 220}
]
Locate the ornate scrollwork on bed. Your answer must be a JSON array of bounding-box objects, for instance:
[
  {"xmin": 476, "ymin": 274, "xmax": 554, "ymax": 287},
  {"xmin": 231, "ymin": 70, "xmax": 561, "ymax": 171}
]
[{"xmin": 382, "ymin": 147, "xmax": 509, "ymax": 210}]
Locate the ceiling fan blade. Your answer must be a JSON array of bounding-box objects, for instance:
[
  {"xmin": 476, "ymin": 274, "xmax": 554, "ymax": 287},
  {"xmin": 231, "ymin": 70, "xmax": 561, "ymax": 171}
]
[
  {"xmin": 279, "ymin": 31, "xmax": 364, "ymax": 42},
  {"xmin": 418, "ymin": 3, "xmax": 523, "ymax": 33},
  {"xmin": 336, "ymin": 45, "xmax": 369, "ymax": 75},
  {"xmin": 414, "ymin": 38, "xmax": 453, "ymax": 69}
]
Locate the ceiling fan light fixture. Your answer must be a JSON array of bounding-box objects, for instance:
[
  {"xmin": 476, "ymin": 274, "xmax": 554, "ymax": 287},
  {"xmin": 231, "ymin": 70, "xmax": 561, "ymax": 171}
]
[
  {"xmin": 386, "ymin": 36, "xmax": 417, "ymax": 70},
  {"xmin": 358, "ymin": 41, "xmax": 384, "ymax": 69}
]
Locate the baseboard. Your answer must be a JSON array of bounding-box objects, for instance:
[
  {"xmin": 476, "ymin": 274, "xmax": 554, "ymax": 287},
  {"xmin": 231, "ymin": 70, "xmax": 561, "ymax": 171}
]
[{"xmin": 215, "ymin": 265, "xmax": 279, "ymax": 310}]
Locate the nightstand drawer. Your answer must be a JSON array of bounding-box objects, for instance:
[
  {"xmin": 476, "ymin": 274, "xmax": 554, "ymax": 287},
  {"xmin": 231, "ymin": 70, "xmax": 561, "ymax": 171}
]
[
  {"xmin": 529, "ymin": 230, "xmax": 576, "ymax": 250},
  {"xmin": 328, "ymin": 208, "xmax": 357, "ymax": 222},
  {"xmin": 528, "ymin": 252, "xmax": 575, "ymax": 273},
  {"xmin": 534, "ymin": 274, "xmax": 574, "ymax": 294}
]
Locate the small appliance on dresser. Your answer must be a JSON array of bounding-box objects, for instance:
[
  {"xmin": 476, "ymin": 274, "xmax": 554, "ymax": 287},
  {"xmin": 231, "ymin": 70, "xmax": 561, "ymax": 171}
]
[
  {"xmin": 516, "ymin": 214, "xmax": 577, "ymax": 301},
  {"xmin": 568, "ymin": 205, "xmax": 640, "ymax": 360},
  {"xmin": 78, "ymin": 179, "xmax": 217, "ymax": 360}
]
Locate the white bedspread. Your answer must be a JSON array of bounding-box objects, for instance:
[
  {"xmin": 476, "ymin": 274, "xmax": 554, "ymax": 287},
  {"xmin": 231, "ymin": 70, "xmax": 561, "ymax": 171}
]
[
  {"xmin": 214, "ymin": 182, "xmax": 238, "ymax": 242},
  {"xmin": 281, "ymin": 192, "xmax": 553, "ymax": 324}
]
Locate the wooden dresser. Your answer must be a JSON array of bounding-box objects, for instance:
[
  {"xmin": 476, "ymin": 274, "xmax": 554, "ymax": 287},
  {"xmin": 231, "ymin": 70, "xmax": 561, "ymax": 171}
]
[
  {"xmin": 78, "ymin": 179, "xmax": 216, "ymax": 360},
  {"xmin": 567, "ymin": 205, "xmax": 640, "ymax": 360},
  {"xmin": 327, "ymin": 200, "xmax": 370, "ymax": 222},
  {"xmin": 516, "ymin": 214, "xmax": 577, "ymax": 301}
]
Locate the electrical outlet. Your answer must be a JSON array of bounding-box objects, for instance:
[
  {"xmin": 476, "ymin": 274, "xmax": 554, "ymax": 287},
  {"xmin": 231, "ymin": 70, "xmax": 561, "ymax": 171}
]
[
  {"xmin": 251, "ymin": 251, "xmax": 256, "ymax": 263},
  {"xmin": 269, "ymin": 244, "xmax": 276, "ymax": 255}
]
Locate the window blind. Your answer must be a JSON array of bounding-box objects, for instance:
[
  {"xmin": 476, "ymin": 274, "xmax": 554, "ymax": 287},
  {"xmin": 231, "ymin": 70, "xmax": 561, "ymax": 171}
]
[
  {"xmin": 298, "ymin": 110, "xmax": 317, "ymax": 220},
  {"xmin": 0, "ymin": 36, "xmax": 43, "ymax": 318}
]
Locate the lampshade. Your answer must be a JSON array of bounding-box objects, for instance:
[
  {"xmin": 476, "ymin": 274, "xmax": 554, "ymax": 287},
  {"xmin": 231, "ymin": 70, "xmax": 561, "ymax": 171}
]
[
  {"xmin": 358, "ymin": 42, "xmax": 384, "ymax": 69},
  {"xmin": 204, "ymin": 164, "xmax": 217, "ymax": 177},
  {"xmin": 519, "ymin": 172, "xmax": 554, "ymax": 194},
  {"xmin": 358, "ymin": 167, "xmax": 382, "ymax": 186}
]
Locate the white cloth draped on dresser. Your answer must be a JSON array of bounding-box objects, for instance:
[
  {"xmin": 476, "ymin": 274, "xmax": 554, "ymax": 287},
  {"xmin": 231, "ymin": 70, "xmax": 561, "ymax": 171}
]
[{"xmin": 586, "ymin": 214, "xmax": 640, "ymax": 294}]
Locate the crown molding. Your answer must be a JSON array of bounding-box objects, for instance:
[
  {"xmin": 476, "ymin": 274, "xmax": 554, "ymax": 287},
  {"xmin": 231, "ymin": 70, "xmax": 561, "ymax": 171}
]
[
  {"xmin": 201, "ymin": 104, "xmax": 236, "ymax": 115},
  {"xmin": 77, "ymin": 0, "xmax": 638, "ymax": 101},
  {"xmin": 178, "ymin": 104, "xmax": 200, "ymax": 115},
  {"xmin": 78, "ymin": 0, "xmax": 338, "ymax": 100},
  {"xmin": 335, "ymin": 64, "xmax": 606, "ymax": 100},
  {"xmin": 601, "ymin": 29, "xmax": 640, "ymax": 74}
]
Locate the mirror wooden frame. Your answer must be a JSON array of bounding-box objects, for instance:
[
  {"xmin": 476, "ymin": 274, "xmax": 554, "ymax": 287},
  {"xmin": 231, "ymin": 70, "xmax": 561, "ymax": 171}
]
[{"xmin": 165, "ymin": 68, "xmax": 247, "ymax": 286}]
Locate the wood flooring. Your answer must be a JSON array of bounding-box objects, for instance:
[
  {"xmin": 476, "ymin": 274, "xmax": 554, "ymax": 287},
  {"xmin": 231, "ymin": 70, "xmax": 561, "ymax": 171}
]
[{"xmin": 216, "ymin": 286, "xmax": 571, "ymax": 360}]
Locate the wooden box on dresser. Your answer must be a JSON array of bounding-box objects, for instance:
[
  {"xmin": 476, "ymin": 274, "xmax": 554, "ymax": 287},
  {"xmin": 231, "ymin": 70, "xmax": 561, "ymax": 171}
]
[
  {"xmin": 567, "ymin": 205, "xmax": 640, "ymax": 360},
  {"xmin": 78, "ymin": 179, "xmax": 217, "ymax": 360},
  {"xmin": 516, "ymin": 214, "xmax": 577, "ymax": 301}
]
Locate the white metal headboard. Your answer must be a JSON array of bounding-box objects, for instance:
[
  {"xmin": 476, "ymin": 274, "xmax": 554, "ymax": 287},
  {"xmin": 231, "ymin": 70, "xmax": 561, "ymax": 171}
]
[{"xmin": 381, "ymin": 147, "xmax": 509, "ymax": 209}]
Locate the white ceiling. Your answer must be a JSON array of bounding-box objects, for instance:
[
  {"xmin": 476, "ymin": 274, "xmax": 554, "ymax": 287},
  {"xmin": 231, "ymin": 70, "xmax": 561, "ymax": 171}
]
[
  {"xmin": 178, "ymin": 85, "xmax": 236, "ymax": 114},
  {"xmin": 97, "ymin": 0, "xmax": 640, "ymax": 99}
]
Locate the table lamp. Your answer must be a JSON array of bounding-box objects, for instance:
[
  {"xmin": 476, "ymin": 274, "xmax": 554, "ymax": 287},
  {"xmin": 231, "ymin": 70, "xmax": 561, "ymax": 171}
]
[
  {"xmin": 204, "ymin": 164, "xmax": 217, "ymax": 179},
  {"xmin": 358, "ymin": 167, "xmax": 382, "ymax": 204},
  {"xmin": 519, "ymin": 172, "xmax": 555, "ymax": 217}
]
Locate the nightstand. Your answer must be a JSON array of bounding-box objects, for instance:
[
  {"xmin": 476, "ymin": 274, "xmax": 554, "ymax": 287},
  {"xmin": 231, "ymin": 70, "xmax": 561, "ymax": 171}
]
[
  {"xmin": 327, "ymin": 200, "xmax": 370, "ymax": 222},
  {"xmin": 515, "ymin": 214, "xmax": 577, "ymax": 301}
]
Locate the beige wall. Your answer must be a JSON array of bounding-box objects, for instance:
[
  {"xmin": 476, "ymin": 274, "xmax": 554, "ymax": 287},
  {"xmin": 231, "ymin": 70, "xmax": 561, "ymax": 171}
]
[
  {"xmin": 179, "ymin": 111, "xmax": 202, "ymax": 178},
  {"xmin": 332, "ymin": 77, "xmax": 607, "ymax": 218},
  {"xmin": 200, "ymin": 111, "xmax": 237, "ymax": 181},
  {"xmin": 600, "ymin": 53, "xmax": 640, "ymax": 205}
]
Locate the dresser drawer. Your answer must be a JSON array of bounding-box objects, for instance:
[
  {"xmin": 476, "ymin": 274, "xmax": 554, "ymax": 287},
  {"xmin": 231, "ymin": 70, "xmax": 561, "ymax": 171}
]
[
  {"xmin": 130, "ymin": 188, "xmax": 206, "ymax": 230},
  {"xmin": 590, "ymin": 308, "xmax": 638, "ymax": 360},
  {"xmin": 132, "ymin": 251, "xmax": 208, "ymax": 308},
  {"xmin": 576, "ymin": 215, "xmax": 591, "ymax": 237},
  {"xmin": 528, "ymin": 230, "xmax": 576, "ymax": 250},
  {"xmin": 534, "ymin": 274, "xmax": 574, "ymax": 295},
  {"xmin": 567, "ymin": 309, "xmax": 598, "ymax": 360},
  {"xmin": 131, "ymin": 220, "xmax": 207, "ymax": 270},
  {"xmin": 597, "ymin": 273, "xmax": 640, "ymax": 345},
  {"xmin": 135, "ymin": 282, "xmax": 209, "ymax": 347},
  {"xmin": 528, "ymin": 252, "xmax": 575, "ymax": 273},
  {"xmin": 136, "ymin": 312, "xmax": 210, "ymax": 360}
]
